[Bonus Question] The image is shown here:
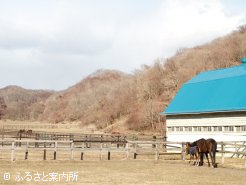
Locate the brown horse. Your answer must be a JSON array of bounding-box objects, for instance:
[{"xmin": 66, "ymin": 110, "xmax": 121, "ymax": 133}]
[
  {"xmin": 26, "ymin": 130, "xmax": 33, "ymax": 136},
  {"xmin": 184, "ymin": 144, "xmax": 200, "ymax": 166},
  {"xmin": 188, "ymin": 138, "xmax": 217, "ymax": 168},
  {"xmin": 205, "ymin": 138, "xmax": 217, "ymax": 168},
  {"xmin": 188, "ymin": 138, "xmax": 210, "ymax": 167}
]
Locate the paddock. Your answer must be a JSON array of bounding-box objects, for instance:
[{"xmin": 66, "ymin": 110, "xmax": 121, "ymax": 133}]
[
  {"xmin": 0, "ymin": 138, "xmax": 245, "ymax": 169},
  {"xmin": 0, "ymin": 129, "xmax": 245, "ymax": 184}
]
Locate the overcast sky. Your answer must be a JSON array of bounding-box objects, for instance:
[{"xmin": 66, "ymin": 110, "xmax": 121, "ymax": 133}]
[{"xmin": 0, "ymin": 0, "xmax": 246, "ymax": 90}]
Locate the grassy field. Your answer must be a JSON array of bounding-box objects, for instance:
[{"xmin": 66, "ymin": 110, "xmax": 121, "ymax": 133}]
[{"xmin": 0, "ymin": 159, "xmax": 245, "ymax": 185}]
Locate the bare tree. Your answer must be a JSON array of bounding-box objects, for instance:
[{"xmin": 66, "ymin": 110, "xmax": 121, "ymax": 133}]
[{"xmin": 0, "ymin": 97, "xmax": 7, "ymax": 119}]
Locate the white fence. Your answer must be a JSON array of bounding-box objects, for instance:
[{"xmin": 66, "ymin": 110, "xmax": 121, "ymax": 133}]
[{"xmin": 0, "ymin": 140, "xmax": 245, "ymax": 167}]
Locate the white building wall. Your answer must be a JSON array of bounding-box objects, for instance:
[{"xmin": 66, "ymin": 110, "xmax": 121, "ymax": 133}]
[
  {"xmin": 166, "ymin": 115, "xmax": 246, "ymax": 142},
  {"xmin": 167, "ymin": 116, "xmax": 246, "ymax": 126}
]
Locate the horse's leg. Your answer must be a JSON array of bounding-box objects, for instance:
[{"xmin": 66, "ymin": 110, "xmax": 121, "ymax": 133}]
[
  {"xmin": 213, "ymin": 145, "xmax": 217, "ymax": 168},
  {"xmin": 211, "ymin": 148, "xmax": 217, "ymax": 168},
  {"xmin": 190, "ymin": 155, "xmax": 195, "ymax": 165},
  {"xmin": 199, "ymin": 152, "xmax": 203, "ymax": 166},
  {"xmin": 205, "ymin": 153, "xmax": 210, "ymax": 167},
  {"xmin": 213, "ymin": 149, "xmax": 217, "ymax": 168},
  {"xmin": 208, "ymin": 151, "xmax": 215, "ymax": 168},
  {"xmin": 192, "ymin": 155, "xmax": 196, "ymax": 165},
  {"xmin": 195, "ymin": 153, "xmax": 199, "ymax": 166}
]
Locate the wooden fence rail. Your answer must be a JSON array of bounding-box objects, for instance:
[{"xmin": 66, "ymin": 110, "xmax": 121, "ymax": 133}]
[
  {"xmin": 0, "ymin": 140, "xmax": 245, "ymax": 167},
  {"xmin": 217, "ymin": 141, "xmax": 246, "ymax": 167}
]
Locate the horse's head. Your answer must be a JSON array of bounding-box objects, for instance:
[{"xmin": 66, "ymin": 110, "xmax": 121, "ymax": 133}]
[{"xmin": 184, "ymin": 142, "xmax": 191, "ymax": 155}]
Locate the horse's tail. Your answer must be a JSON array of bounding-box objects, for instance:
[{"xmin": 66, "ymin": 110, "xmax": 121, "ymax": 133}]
[{"xmin": 212, "ymin": 140, "xmax": 217, "ymax": 165}]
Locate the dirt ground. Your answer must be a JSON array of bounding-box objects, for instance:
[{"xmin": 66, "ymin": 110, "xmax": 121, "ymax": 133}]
[{"xmin": 0, "ymin": 159, "xmax": 245, "ymax": 185}]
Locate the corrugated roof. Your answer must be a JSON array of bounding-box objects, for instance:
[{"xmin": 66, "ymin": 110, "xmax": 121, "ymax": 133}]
[{"xmin": 161, "ymin": 64, "xmax": 246, "ymax": 115}]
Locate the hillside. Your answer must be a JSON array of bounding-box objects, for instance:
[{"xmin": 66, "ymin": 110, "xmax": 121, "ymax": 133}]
[
  {"xmin": 0, "ymin": 86, "xmax": 53, "ymax": 120},
  {"xmin": 1, "ymin": 26, "xmax": 246, "ymax": 133},
  {"xmin": 41, "ymin": 69, "xmax": 133, "ymax": 128}
]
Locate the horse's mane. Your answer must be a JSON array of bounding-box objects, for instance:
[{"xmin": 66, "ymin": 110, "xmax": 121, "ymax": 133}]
[{"xmin": 190, "ymin": 138, "xmax": 206, "ymax": 147}]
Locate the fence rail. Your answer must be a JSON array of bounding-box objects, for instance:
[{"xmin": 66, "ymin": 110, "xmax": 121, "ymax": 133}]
[{"xmin": 0, "ymin": 139, "xmax": 245, "ymax": 167}]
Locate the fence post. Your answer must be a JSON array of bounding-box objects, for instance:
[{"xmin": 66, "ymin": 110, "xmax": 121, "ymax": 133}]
[
  {"xmin": 125, "ymin": 143, "xmax": 129, "ymax": 159},
  {"xmin": 54, "ymin": 141, "xmax": 57, "ymax": 160},
  {"xmin": 19, "ymin": 133, "xmax": 22, "ymax": 147},
  {"xmin": 81, "ymin": 152, "xmax": 84, "ymax": 160},
  {"xmin": 117, "ymin": 136, "xmax": 120, "ymax": 148},
  {"xmin": 1, "ymin": 125, "xmax": 4, "ymax": 147},
  {"xmin": 81, "ymin": 142, "xmax": 84, "ymax": 160},
  {"xmin": 221, "ymin": 142, "xmax": 225, "ymax": 165},
  {"xmin": 89, "ymin": 135, "xmax": 92, "ymax": 148},
  {"xmin": 181, "ymin": 142, "xmax": 185, "ymax": 160},
  {"xmin": 43, "ymin": 143, "xmax": 46, "ymax": 160},
  {"xmin": 134, "ymin": 143, "xmax": 137, "ymax": 159},
  {"xmin": 70, "ymin": 142, "xmax": 74, "ymax": 160},
  {"xmin": 108, "ymin": 143, "xmax": 111, "ymax": 160},
  {"xmin": 235, "ymin": 142, "xmax": 239, "ymax": 158},
  {"xmin": 25, "ymin": 141, "xmax": 29, "ymax": 160},
  {"xmin": 155, "ymin": 143, "xmax": 159, "ymax": 160},
  {"xmin": 35, "ymin": 134, "xmax": 40, "ymax": 148},
  {"xmin": 100, "ymin": 143, "xmax": 103, "ymax": 160},
  {"xmin": 11, "ymin": 141, "xmax": 15, "ymax": 161},
  {"xmin": 85, "ymin": 135, "xmax": 88, "ymax": 148},
  {"xmin": 152, "ymin": 136, "xmax": 156, "ymax": 148},
  {"xmin": 244, "ymin": 155, "xmax": 246, "ymax": 168}
]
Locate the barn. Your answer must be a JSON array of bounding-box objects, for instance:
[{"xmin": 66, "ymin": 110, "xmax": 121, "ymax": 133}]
[{"xmin": 161, "ymin": 58, "xmax": 246, "ymax": 142}]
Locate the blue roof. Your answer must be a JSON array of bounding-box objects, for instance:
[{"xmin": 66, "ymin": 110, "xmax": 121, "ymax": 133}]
[{"xmin": 161, "ymin": 64, "xmax": 246, "ymax": 115}]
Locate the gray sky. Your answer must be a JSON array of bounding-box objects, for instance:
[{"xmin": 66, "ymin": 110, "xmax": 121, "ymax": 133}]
[{"xmin": 0, "ymin": 0, "xmax": 246, "ymax": 90}]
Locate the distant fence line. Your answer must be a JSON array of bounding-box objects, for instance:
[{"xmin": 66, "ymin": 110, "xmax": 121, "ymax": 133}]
[
  {"xmin": 0, "ymin": 123, "xmax": 90, "ymax": 131},
  {"xmin": 0, "ymin": 140, "xmax": 245, "ymax": 168}
]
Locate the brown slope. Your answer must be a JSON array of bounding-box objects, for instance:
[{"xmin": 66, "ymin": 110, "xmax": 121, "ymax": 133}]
[
  {"xmin": 0, "ymin": 85, "xmax": 53, "ymax": 120},
  {"xmin": 41, "ymin": 69, "xmax": 135, "ymax": 128}
]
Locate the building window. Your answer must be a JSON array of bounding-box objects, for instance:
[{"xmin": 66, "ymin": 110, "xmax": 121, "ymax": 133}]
[
  {"xmin": 168, "ymin": 127, "xmax": 175, "ymax": 132},
  {"xmin": 208, "ymin": 127, "xmax": 212, "ymax": 132},
  {"xmin": 176, "ymin": 127, "xmax": 180, "ymax": 132},
  {"xmin": 213, "ymin": 126, "xmax": 222, "ymax": 132},
  {"xmin": 193, "ymin": 127, "xmax": 197, "ymax": 132},
  {"xmin": 224, "ymin": 126, "xmax": 234, "ymax": 132},
  {"xmin": 218, "ymin": 126, "xmax": 222, "ymax": 131},
  {"xmin": 184, "ymin": 127, "xmax": 192, "ymax": 132},
  {"xmin": 197, "ymin": 127, "xmax": 202, "ymax": 132},
  {"xmin": 229, "ymin": 126, "xmax": 234, "ymax": 132},
  {"xmin": 180, "ymin": 127, "xmax": 183, "ymax": 131},
  {"xmin": 235, "ymin": 126, "xmax": 240, "ymax": 132},
  {"xmin": 224, "ymin": 126, "xmax": 229, "ymax": 132},
  {"xmin": 242, "ymin": 126, "xmax": 246, "ymax": 131},
  {"xmin": 203, "ymin": 126, "xmax": 208, "ymax": 132}
]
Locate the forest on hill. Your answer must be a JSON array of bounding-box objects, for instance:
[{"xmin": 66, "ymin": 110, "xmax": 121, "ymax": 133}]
[{"xmin": 0, "ymin": 26, "xmax": 246, "ymax": 133}]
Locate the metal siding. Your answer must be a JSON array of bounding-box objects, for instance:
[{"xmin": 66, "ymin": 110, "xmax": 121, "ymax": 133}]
[
  {"xmin": 166, "ymin": 116, "xmax": 246, "ymax": 127},
  {"xmin": 166, "ymin": 115, "xmax": 246, "ymax": 142}
]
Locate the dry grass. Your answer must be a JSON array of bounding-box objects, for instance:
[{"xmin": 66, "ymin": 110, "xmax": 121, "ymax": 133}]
[
  {"xmin": 0, "ymin": 120, "xmax": 103, "ymax": 134},
  {"xmin": 0, "ymin": 159, "xmax": 245, "ymax": 185}
]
